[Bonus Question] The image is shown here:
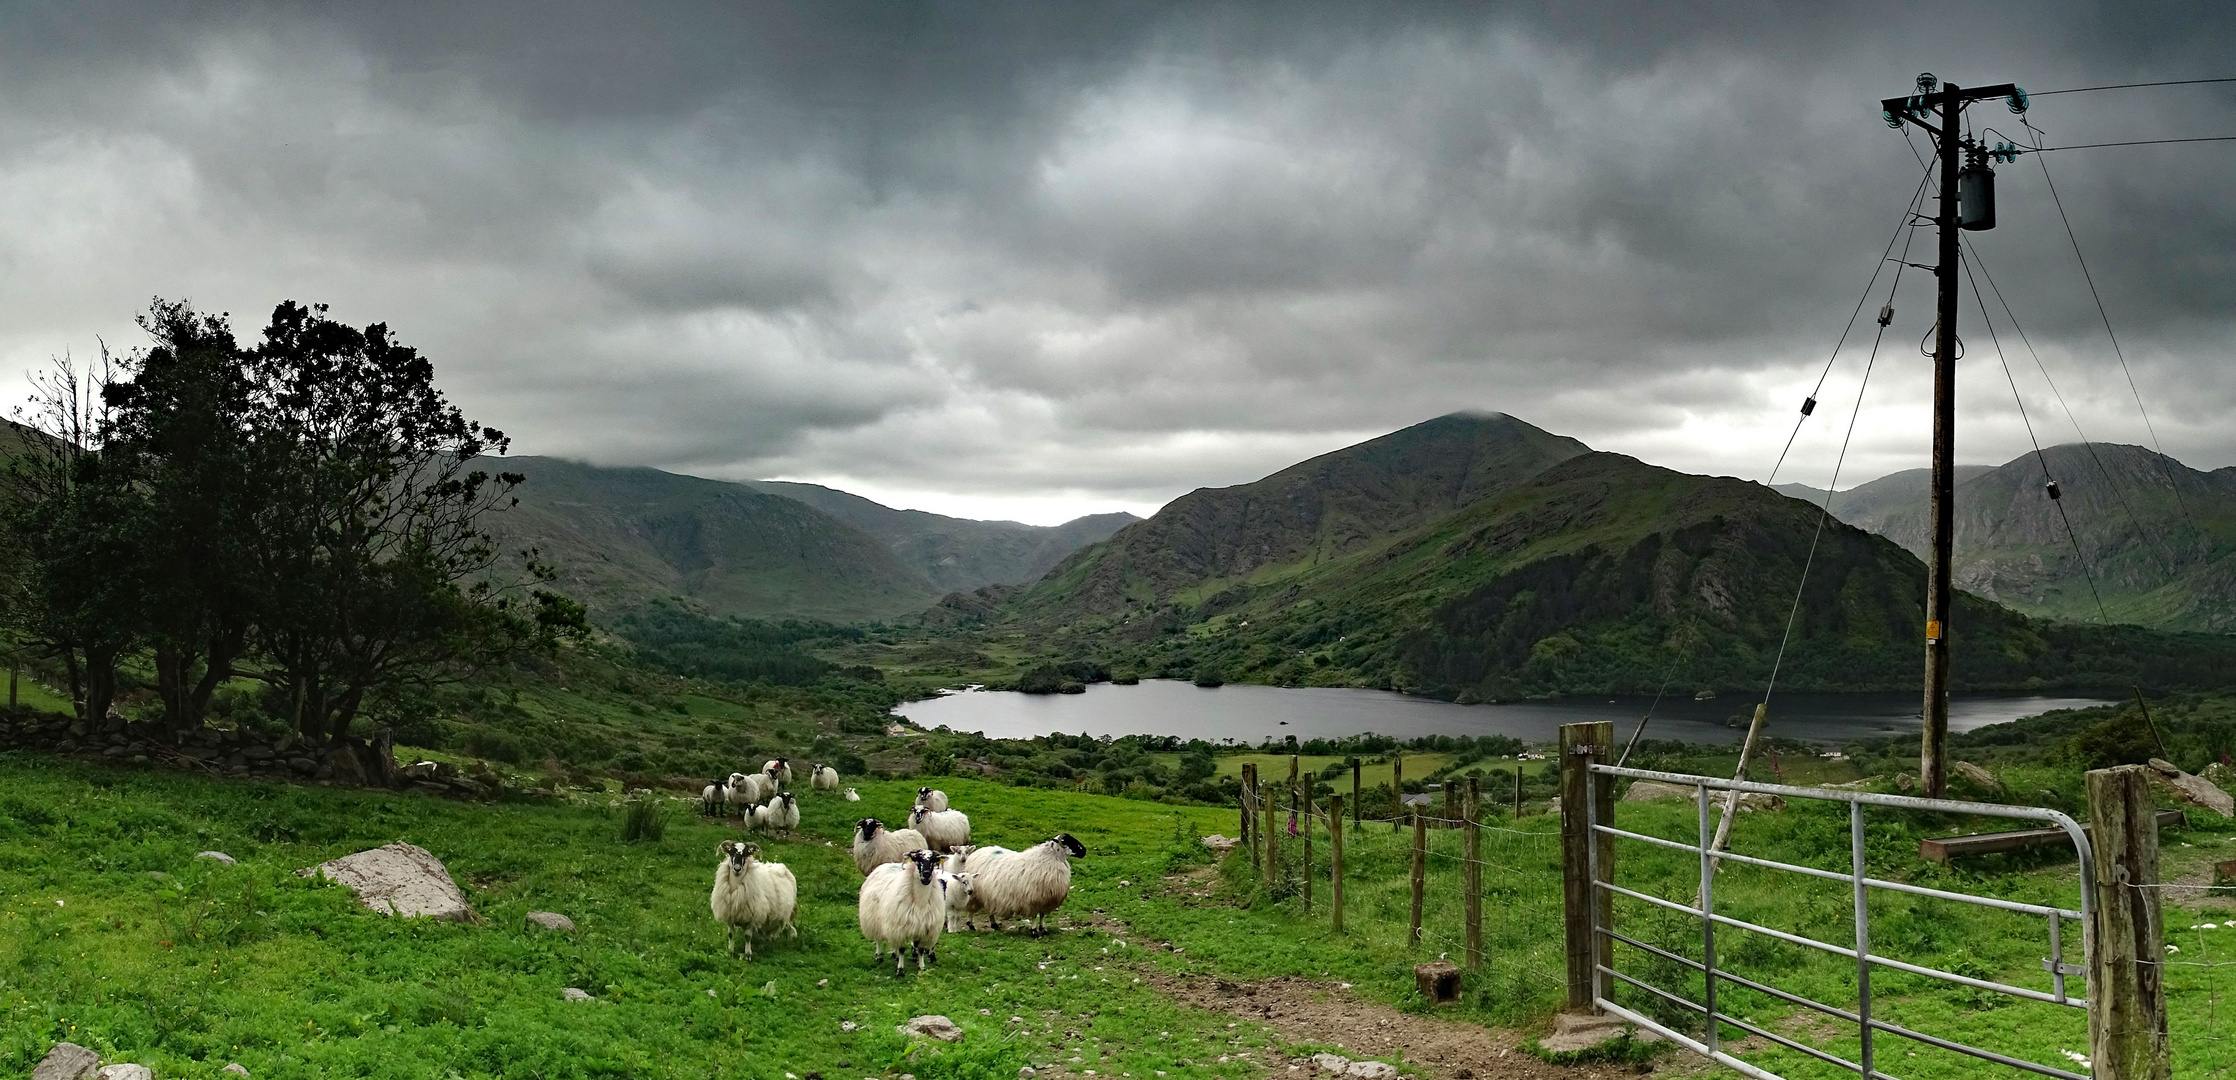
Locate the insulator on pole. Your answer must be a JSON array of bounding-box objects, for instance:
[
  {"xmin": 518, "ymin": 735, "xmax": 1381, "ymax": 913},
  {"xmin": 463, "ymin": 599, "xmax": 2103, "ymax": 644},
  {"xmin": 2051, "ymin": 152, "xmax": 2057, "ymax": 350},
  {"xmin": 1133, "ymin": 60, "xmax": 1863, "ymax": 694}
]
[
  {"xmin": 1877, "ymin": 303, "xmax": 1894, "ymax": 327},
  {"xmin": 1800, "ymin": 396, "xmax": 1817, "ymax": 417},
  {"xmin": 2046, "ymin": 479, "xmax": 2062, "ymax": 501}
]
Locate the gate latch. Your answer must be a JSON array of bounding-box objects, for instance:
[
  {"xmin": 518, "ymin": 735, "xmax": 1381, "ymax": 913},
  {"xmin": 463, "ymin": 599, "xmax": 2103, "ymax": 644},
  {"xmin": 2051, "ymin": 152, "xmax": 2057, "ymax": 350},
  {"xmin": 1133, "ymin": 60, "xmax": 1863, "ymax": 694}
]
[{"xmin": 2041, "ymin": 958, "xmax": 2084, "ymax": 976}]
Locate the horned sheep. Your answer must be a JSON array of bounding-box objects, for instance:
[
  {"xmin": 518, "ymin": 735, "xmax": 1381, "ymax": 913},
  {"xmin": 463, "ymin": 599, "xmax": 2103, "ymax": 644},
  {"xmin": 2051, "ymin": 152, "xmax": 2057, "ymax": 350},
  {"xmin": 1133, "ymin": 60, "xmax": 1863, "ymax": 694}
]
[
  {"xmin": 908, "ymin": 805, "xmax": 971, "ymax": 853},
  {"xmin": 709, "ymin": 841, "xmax": 797, "ymax": 959},
  {"xmin": 762, "ymin": 758, "xmax": 793, "ymax": 788},
  {"xmin": 913, "ymin": 786, "xmax": 948, "ymax": 813},
  {"xmin": 858, "ymin": 849, "xmax": 944, "ymax": 974}
]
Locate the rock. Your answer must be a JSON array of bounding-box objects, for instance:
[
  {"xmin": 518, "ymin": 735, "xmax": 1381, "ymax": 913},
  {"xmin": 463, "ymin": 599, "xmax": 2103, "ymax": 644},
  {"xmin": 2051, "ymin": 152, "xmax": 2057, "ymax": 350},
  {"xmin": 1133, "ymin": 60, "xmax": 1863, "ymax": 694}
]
[
  {"xmin": 1538, "ymin": 1011, "xmax": 1628, "ymax": 1053},
  {"xmin": 1952, "ymin": 761, "xmax": 2004, "ymax": 795},
  {"xmin": 1018, "ymin": 1070, "xmax": 1037, "ymax": 1079},
  {"xmin": 297, "ymin": 842, "xmax": 476, "ymax": 921},
  {"xmin": 98, "ymin": 1066, "xmax": 154, "ymax": 1080},
  {"xmin": 840, "ymin": 1021, "xmax": 858, "ymax": 1032},
  {"xmin": 1200, "ymin": 834, "xmax": 1241, "ymax": 853},
  {"xmin": 1622, "ymin": 781, "xmax": 1694, "ymax": 803},
  {"xmin": 222, "ymin": 1066, "xmax": 250, "ymax": 1077},
  {"xmin": 1311, "ymin": 1052, "xmax": 1352, "ymax": 1072},
  {"xmin": 196, "ymin": 851, "xmax": 238, "ymax": 865},
  {"xmin": 2148, "ymin": 759, "xmax": 2235, "ymax": 817},
  {"xmin": 897, "ymin": 1014, "xmax": 964, "ymax": 1042},
  {"xmin": 1342, "ymin": 1063, "xmax": 1397, "ymax": 1080},
  {"xmin": 1545, "ymin": 796, "xmax": 1560, "ymax": 815},
  {"xmin": 33, "ymin": 1043, "xmax": 99, "ymax": 1080},
  {"xmin": 526, "ymin": 911, "xmax": 575, "ymax": 932},
  {"xmin": 562, "ymin": 987, "xmax": 594, "ymax": 1002},
  {"xmin": 1894, "ymin": 772, "xmax": 1917, "ymax": 794},
  {"xmin": 288, "ymin": 757, "xmax": 318, "ymax": 774}
]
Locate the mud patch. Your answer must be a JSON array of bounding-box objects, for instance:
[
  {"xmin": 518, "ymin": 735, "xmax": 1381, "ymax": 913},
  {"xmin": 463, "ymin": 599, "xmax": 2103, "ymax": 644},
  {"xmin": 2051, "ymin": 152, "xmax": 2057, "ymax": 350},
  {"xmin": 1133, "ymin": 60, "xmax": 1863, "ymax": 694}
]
[
  {"xmin": 1165, "ymin": 865, "xmax": 1223, "ymax": 901},
  {"xmin": 1136, "ymin": 970, "xmax": 1654, "ymax": 1079}
]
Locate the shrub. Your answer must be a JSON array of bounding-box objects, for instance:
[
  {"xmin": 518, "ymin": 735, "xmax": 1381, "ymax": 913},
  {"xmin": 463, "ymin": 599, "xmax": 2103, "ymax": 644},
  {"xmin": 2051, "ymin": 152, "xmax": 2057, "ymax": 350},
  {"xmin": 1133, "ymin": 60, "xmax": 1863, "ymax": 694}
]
[{"xmin": 619, "ymin": 796, "xmax": 667, "ymax": 843}]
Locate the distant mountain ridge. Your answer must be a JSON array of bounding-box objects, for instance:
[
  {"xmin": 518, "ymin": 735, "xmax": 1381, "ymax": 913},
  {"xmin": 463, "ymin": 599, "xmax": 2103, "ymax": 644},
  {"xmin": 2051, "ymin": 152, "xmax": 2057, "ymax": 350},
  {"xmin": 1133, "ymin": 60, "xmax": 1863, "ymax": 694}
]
[
  {"xmin": 1781, "ymin": 445, "xmax": 2236, "ymax": 630},
  {"xmin": 481, "ymin": 458, "xmax": 1132, "ymax": 622},
  {"xmin": 946, "ymin": 413, "xmax": 2236, "ymax": 697}
]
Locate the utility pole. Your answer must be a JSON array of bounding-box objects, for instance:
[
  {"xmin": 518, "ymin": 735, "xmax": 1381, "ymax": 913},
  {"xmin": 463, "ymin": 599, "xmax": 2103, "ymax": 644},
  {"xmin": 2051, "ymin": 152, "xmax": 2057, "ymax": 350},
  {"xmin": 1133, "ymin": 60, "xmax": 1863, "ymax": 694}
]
[{"xmin": 1881, "ymin": 74, "xmax": 2025, "ymax": 798}]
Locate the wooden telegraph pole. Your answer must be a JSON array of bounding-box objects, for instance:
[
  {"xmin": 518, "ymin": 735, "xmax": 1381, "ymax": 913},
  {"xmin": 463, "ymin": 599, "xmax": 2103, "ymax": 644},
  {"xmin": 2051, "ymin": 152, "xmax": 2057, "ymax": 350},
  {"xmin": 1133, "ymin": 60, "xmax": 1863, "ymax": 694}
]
[{"xmin": 1880, "ymin": 73, "xmax": 2025, "ymax": 798}]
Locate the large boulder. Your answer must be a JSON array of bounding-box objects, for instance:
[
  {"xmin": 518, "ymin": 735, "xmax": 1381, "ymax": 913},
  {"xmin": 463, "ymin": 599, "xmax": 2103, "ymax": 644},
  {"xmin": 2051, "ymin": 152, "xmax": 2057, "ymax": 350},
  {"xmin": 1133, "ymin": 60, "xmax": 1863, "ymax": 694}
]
[
  {"xmin": 298, "ymin": 842, "xmax": 476, "ymax": 921},
  {"xmin": 1621, "ymin": 781, "xmax": 1694, "ymax": 803},
  {"xmin": 2149, "ymin": 759, "xmax": 2235, "ymax": 818},
  {"xmin": 33, "ymin": 1044, "xmax": 99, "ymax": 1080}
]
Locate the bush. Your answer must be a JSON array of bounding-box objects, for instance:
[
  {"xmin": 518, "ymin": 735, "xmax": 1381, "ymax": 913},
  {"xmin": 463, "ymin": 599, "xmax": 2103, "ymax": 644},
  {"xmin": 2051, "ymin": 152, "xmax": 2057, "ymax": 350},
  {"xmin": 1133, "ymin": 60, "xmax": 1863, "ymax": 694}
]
[{"xmin": 619, "ymin": 796, "xmax": 667, "ymax": 843}]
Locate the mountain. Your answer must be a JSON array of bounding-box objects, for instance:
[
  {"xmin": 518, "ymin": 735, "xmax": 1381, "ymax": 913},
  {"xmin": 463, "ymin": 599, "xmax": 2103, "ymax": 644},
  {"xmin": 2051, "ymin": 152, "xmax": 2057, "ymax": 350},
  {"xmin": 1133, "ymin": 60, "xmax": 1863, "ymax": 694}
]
[
  {"xmin": 1774, "ymin": 465, "xmax": 1995, "ymax": 523},
  {"xmin": 481, "ymin": 457, "xmax": 945, "ymax": 622},
  {"xmin": 956, "ymin": 417, "xmax": 2236, "ymax": 697},
  {"xmin": 740, "ymin": 479, "xmax": 1136, "ymax": 592},
  {"xmin": 1014, "ymin": 411, "xmax": 1591, "ymax": 620},
  {"xmin": 1785, "ymin": 445, "xmax": 2236, "ymax": 631}
]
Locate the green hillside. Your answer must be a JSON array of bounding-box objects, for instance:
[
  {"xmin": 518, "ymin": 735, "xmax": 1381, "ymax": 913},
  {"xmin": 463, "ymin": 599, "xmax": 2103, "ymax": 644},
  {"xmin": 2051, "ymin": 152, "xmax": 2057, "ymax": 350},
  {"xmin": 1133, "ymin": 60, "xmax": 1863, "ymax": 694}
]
[
  {"xmin": 1788, "ymin": 445, "xmax": 2236, "ymax": 631},
  {"xmin": 482, "ymin": 457, "xmax": 943, "ymax": 623}
]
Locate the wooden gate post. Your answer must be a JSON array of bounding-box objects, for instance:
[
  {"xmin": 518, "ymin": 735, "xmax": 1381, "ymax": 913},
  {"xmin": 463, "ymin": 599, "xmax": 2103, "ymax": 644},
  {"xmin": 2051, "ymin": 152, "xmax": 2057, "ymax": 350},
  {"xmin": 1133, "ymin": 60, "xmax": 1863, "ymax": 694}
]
[
  {"xmin": 1328, "ymin": 793, "xmax": 1346, "ymax": 932},
  {"xmin": 2087, "ymin": 765, "xmax": 2172, "ymax": 1080},
  {"xmin": 1264, "ymin": 763, "xmax": 1281, "ymax": 893},
  {"xmin": 1241, "ymin": 763, "xmax": 1259, "ymax": 872},
  {"xmin": 1560, "ymin": 721, "xmax": 1615, "ymax": 1012},
  {"xmin": 1465, "ymin": 776, "xmax": 1483, "ymax": 970},
  {"xmin": 1409, "ymin": 805, "xmax": 1427, "ymax": 947}
]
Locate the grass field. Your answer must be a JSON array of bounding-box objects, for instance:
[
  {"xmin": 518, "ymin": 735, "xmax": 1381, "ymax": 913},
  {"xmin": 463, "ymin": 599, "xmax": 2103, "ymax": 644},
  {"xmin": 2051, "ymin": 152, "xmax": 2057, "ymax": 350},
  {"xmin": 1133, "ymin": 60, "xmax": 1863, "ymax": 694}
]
[{"xmin": 10, "ymin": 749, "xmax": 2236, "ymax": 1079}]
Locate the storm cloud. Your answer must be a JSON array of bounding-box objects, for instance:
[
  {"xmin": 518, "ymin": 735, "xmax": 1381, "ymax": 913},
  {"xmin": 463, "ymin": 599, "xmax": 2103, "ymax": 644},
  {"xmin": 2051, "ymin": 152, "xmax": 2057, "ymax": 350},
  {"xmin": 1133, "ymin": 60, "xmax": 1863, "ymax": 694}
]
[{"xmin": 3, "ymin": 2, "xmax": 2232, "ymax": 521}]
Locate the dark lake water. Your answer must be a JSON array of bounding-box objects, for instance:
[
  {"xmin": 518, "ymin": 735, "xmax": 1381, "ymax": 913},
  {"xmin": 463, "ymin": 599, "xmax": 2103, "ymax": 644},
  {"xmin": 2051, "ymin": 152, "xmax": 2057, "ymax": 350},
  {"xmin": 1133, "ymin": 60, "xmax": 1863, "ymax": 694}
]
[{"xmin": 893, "ymin": 680, "xmax": 2116, "ymax": 746}]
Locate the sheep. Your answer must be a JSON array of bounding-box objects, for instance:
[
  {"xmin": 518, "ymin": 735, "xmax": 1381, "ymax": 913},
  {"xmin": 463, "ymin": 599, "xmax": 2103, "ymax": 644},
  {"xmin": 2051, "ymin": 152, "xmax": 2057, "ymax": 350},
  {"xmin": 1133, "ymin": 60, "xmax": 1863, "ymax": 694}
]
[
  {"xmin": 938, "ymin": 846, "xmax": 1008, "ymax": 930},
  {"xmin": 842, "ymin": 788, "xmax": 861, "ymax": 802},
  {"xmin": 763, "ymin": 757, "xmax": 793, "ymax": 789},
  {"xmin": 908, "ymin": 805, "xmax": 972, "ymax": 853},
  {"xmin": 747, "ymin": 792, "xmax": 800, "ymax": 833},
  {"xmin": 913, "ymin": 786, "xmax": 948, "ymax": 813},
  {"xmin": 968, "ymin": 833, "xmax": 1087, "ymax": 936},
  {"xmin": 700, "ymin": 778, "xmax": 729, "ymax": 816},
  {"xmin": 709, "ymin": 840, "xmax": 797, "ymax": 959},
  {"xmin": 725, "ymin": 772, "xmax": 770, "ymax": 815},
  {"xmin": 936, "ymin": 869, "xmax": 978, "ymax": 933},
  {"xmin": 811, "ymin": 765, "xmax": 840, "ymax": 791},
  {"xmin": 852, "ymin": 818, "xmax": 930, "ymax": 875},
  {"xmin": 858, "ymin": 849, "xmax": 945, "ymax": 974}
]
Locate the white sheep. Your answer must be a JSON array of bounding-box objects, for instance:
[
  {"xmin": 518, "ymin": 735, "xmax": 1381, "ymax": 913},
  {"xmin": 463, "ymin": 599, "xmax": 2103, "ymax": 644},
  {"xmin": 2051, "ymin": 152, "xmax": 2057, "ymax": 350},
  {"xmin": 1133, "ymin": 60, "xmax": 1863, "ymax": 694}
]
[
  {"xmin": 938, "ymin": 846, "xmax": 1007, "ymax": 930},
  {"xmin": 763, "ymin": 758, "xmax": 793, "ymax": 788},
  {"xmin": 852, "ymin": 818, "xmax": 930, "ymax": 875},
  {"xmin": 908, "ymin": 805, "xmax": 971, "ymax": 853},
  {"xmin": 811, "ymin": 765, "xmax": 840, "ymax": 791},
  {"xmin": 969, "ymin": 833, "xmax": 1086, "ymax": 936},
  {"xmin": 858, "ymin": 849, "xmax": 945, "ymax": 974},
  {"xmin": 913, "ymin": 786, "xmax": 948, "ymax": 812},
  {"xmin": 936, "ymin": 869, "xmax": 978, "ymax": 933},
  {"xmin": 747, "ymin": 792, "xmax": 800, "ymax": 833},
  {"xmin": 725, "ymin": 772, "xmax": 770, "ymax": 815},
  {"xmin": 709, "ymin": 840, "xmax": 797, "ymax": 959},
  {"xmin": 842, "ymin": 787, "xmax": 861, "ymax": 802},
  {"xmin": 700, "ymin": 778, "xmax": 729, "ymax": 816}
]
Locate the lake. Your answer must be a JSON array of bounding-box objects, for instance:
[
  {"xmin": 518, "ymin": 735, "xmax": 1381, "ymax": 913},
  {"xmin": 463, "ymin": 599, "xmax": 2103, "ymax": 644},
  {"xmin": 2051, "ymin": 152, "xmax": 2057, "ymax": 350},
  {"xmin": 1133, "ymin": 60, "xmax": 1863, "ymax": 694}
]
[{"xmin": 893, "ymin": 680, "xmax": 2116, "ymax": 746}]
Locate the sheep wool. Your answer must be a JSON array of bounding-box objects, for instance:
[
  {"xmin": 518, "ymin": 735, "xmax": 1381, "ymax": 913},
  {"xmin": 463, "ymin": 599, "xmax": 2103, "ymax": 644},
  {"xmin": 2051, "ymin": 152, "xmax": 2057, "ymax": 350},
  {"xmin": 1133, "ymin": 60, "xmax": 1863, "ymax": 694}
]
[
  {"xmin": 936, "ymin": 869, "xmax": 978, "ymax": 932},
  {"xmin": 842, "ymin": 788, "xmax": 861, "ymax": 802},
  {"xmin": 970, "ymin": 833, "xmax": 1087, "ymax": 935},
  {"xmin": 857, "ymin": 850, "xmax": 945, "ymax": 974},
  {"xmin": 811, "ymin": 765, "xmax": 840, "ymax": 791},
  {"xmin": 748, "ymin": 792, "xmax": 800, "ymax": 833},
  {"xmin": 709, "ymin": 841, "xmax": 798, "ymax": 959},
  {"xmin": 762, "ymin": 758, "xmax": 793, "ymax": 788},
  {"xmin": 700, "ymin": 779, "xmax": 728, "ymax": 816},
  {"xmin": 726, "ymin": 772, "xmax": 770, "ymax": 814},
  {"xmin": 852, "ymin": 818, "xmax": 930, "ymax": 875},
  {"xmin": 908, "ymin": 805, "xmax": 972, "ymax": 853},
  {"xmin": 913, "ymin": 786, "xmax": 949, "ymax": 813}
]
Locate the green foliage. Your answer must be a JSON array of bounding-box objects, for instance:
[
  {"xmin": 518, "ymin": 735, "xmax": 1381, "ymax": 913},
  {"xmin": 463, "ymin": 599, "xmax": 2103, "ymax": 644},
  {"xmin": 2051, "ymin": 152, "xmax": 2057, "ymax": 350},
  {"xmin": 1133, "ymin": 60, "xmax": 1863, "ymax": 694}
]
[
  {"xmin": 611, "ymin": 601, "xmax": 838, "ymax": 687},
  {"xmin": 618, "ymin": 794, "xmax": 667, "ymax": 843}
]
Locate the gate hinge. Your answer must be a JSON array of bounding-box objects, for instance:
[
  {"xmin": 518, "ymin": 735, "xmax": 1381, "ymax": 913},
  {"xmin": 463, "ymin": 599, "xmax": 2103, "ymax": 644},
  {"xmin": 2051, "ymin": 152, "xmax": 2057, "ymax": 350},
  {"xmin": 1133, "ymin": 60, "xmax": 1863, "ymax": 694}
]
[{"xmin": 2041, "ymin": 958, "xmax": 2084, "ymax": 976}]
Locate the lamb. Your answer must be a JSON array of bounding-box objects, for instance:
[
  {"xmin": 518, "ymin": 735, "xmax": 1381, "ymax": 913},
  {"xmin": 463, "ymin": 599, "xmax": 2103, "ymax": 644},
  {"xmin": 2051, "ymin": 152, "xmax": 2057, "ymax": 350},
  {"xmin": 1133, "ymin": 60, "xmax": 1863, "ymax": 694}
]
[
  {"xmin": 747, "ymin": 792, "xmax": 800, "ymax": 833},
  {"xmin": 968, "ymin": 833, "xmax": 1087, "ymax": 935},
  {"xmin": 908, "ymin": 805, "xmax": 972, "ymax": 853},
  {"xmin": 936, "ymin": 869, "xmax": 978, "ymax": 933},
  {"xmin": 842, "ymin": 787, "xmax": 861, "ymax": 802},
  {"xmin": 700, "ymin": 778, "xmax": 729, "ymax": 816},
  {"xmin": 938, "ymin": 846, "xmax": 1008, "ymax": 930},
  {"xmin": 857, "ymin": 849, "xmax": 945, "ymax": 974},
  {"xmin": 852, "ymin": 818, "xmax": 930, "ymax": 875},
  {"xmin": 811, "ymin": 765, "xmax": 840, "ymax": 791},
  {"xmin": 709, "ymin": 840, "xmax": 797, "ymax": 959},
  {"xmin": 763, "ymin": 757, "xmax": 793, "ymax": 789},
  {"xmin": 913, "ymin": 786, "xmax": 948, "ymax": 813},
  {"xmin": 725, "ymin": 772, "xmax": 770, "ymax": 815}
]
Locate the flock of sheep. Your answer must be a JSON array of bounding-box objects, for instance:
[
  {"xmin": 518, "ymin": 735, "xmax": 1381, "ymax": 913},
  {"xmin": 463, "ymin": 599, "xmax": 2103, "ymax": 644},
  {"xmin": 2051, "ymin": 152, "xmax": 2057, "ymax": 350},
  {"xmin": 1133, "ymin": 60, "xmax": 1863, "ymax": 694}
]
[{"xmin": 705, "ymin": 759, "xmax": 1088, "ymax": 974}]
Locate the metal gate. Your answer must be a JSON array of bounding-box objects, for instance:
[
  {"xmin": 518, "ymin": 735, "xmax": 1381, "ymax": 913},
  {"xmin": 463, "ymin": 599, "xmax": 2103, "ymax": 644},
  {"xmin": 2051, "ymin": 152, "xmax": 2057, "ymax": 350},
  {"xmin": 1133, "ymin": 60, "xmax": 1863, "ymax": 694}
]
[{"xmin": 1582, "ymin": 762, "xmax": 2096, "ymax": 1080}]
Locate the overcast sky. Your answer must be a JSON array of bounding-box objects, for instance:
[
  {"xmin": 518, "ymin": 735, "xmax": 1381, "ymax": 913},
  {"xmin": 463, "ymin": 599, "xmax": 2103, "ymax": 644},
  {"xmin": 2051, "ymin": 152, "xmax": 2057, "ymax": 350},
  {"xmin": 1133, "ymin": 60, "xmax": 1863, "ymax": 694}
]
[{"xmin": 4, "ymin": 2, "xmax": 2232, "ymax": 524}]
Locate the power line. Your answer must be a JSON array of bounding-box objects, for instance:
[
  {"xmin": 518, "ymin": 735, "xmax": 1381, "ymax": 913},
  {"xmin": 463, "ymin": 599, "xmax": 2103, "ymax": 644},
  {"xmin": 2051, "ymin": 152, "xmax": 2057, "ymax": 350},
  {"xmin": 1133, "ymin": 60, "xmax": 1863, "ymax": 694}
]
[
  {"xmin": 2029, "ymin": 135, "xmax": 2236, "ymax": 152},
  {"xmin": 2033, "ymin": 77, "xmax": 2236, "ymax": 97}
]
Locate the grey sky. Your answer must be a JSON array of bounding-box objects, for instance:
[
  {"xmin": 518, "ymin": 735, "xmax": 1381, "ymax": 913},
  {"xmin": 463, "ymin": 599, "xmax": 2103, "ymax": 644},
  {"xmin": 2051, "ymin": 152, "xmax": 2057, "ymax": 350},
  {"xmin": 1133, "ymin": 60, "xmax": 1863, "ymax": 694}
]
[{"xmin": 3, "ymin": 2, "xmax": 2232, "ymax": 523}]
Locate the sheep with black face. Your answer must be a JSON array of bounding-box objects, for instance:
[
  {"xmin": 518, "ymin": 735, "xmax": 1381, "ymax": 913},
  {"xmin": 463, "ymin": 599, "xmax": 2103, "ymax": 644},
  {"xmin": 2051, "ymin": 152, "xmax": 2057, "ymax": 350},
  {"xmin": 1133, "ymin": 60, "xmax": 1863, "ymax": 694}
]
[
  {"xmin": 857, "ymin": 848, "xmax": 944, "ymax": 974},
  {"xmin": 709, "ymin": 840, "xmax": 797, "ymax": 959}
]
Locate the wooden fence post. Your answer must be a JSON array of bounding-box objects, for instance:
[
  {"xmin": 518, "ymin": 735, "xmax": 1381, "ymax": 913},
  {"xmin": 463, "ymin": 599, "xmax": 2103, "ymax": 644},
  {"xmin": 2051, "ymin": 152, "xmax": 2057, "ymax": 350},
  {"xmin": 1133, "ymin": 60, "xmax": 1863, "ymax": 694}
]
[
  {"xmin": 1264, "ymin": 763, "xmax": 1280, "ymax": 894},
  {"xmin": 1560, "ymin": 721, "xmax": 1615, "ymax": 1012},
  {"xmin": 1393, "ymin": 754, "xmax": 1405, "ymax": 831},
  {"xmin": 1351, "ymin": 758, "xmax": 1362, "ymax": 832},
  {"xmin": 1241, "ymin": 763, "xmax": 1259, "ymax": 873},
  {"xmin": 1465, "ymin": 776, "xmax": 1482, "ymax": 971},
  {"xmin": 2088, "ymin": 765, "xmax": 2172, "ymax": 1080},
  {"xmin": 1290, "ymin": 754, "xmax": 1301, "ymax": 809},
  {"xmin": 1302, "ymin": 788, "xmax": 1314, "ymax": 914},
  {"xmin": 1409, "ymin": 805, "xmax": 1427, "ymax": 947},
  {"xmin": 1443, "ymin": 779, "xmax": 1457, "ymax": 824},
  {"xmin": 1328, "ymin": 794, "xmax": 1345, "ymax": 932}
]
